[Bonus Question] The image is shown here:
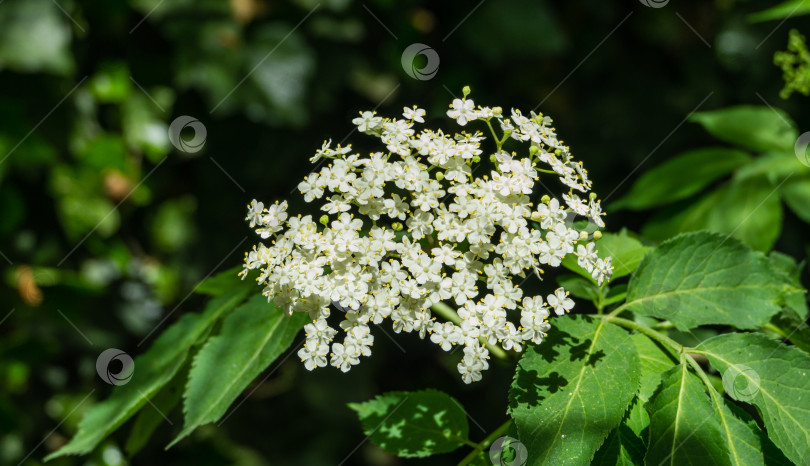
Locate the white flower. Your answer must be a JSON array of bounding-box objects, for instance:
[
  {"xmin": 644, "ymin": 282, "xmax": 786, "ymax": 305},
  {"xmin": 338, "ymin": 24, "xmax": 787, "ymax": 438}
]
[
  {"xmin": 246, "ymin": 200, "xmax": 265, "ymax": 228},
  {"xmin": 241, "ymin": 89, "xmax": 610, "ymax": 383},
  {"xmin": 547, "ymin": 287, "xmax": 575, "ymax": 316},
  {"xmin": 403, "ymin": 106, "xmax": 426, "ymax": 123},
  {"xmin": 447, "ymin": 99, "xmax": 476, "ymax": 126}
]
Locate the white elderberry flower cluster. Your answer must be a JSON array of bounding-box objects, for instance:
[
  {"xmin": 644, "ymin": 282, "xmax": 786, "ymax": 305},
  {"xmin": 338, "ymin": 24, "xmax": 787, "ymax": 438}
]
[{"xmin": 241, "ymin": 88, "xmax": 612, "ymax": 383}]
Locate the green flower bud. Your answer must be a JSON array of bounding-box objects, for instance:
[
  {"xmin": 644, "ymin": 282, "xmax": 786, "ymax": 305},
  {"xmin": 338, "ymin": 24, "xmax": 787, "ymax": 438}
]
[
  {"xmin": 593, "ymin": 231, "xmax": 602, "ymax": 240},
  {"xmin": 554, "ymin": 149, "xmax": 562, "ymax": 156},
  {"xmin": 490, "ymin": 154, "xmax": 497, "ymax": 163},
  {"xmin": 540, "ymin": 195, "xmax": 550, "ymax": 204},
  {"xmin": 392, "ymin": 222, "xmax": 403, "ymax": 231},
  {"xmin": 492, "ymin": 106, "xmax": 502, "ymax": 116},
  {"xmin": 319, "ymin": 215, "xmax": 329, "ymax": 226},
  {"xmin": 472, "ymin": 155, "xmax": 481, "ymax": 163},
  {"xmin": 589, "ymin": 192, "xmax": 598, "ymax": 201},
  {"xmin": 435, "ymin": 171, "xmax": 444, "ymax": 181},
  {"xmin": 579, "ymin": 231, "xmax": 589, "ymax": 241},
  {"xmin": 529, "ymin": 146, "xmax": 539, "ymax": 156},
  {"xmin": 462, "ymin": 86, "xmax": 471, "ymax": 98}
]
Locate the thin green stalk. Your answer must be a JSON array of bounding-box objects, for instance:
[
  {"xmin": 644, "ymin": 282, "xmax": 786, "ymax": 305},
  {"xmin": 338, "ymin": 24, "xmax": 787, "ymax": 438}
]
[
  {"xmin": 607, "ymin": 315, "xmax": 718, "ymax": 399},
  {"xmin": 762, "ymin": 322, "xmax": 790, "ymax": 339},
  {"xmin": 457, "ymin": 419, "xmax": 512, "ymax": 466},
  {"xmin": 605, "ymin": 316, "xmax": 683, "ymax": 356},
  {"xmin": 430, "ymin": 302, "xmax": 510, "ymax": 361}
]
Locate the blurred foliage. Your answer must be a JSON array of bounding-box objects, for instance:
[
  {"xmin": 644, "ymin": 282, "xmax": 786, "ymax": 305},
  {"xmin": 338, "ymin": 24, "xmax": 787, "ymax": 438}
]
[
  {"xmin": 775, "ymin": 29, "xmax": 810, "ymax": 99},
  {"xmin": 612, "ymin": 105, "xmax": 810, "ymax": 252},
  {"xmin": 0, "ymin": 0, "xmax": 809, "ymax": 465}
]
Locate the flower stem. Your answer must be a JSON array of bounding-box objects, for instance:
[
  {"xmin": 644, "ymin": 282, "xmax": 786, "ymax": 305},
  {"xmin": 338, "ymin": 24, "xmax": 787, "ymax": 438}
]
[
  {"xmin": 457, "ymin": 419, "xmax": 512, "ymax": 466},
  {"xmin": 430, "ymin": 302, "xmax": 511, "ymax": 361}
]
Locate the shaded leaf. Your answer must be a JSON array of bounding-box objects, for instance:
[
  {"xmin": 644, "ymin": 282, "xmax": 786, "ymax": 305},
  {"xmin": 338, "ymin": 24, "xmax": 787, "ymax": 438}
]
[
  {"xmin": 591, "ymin": 424, "xmax": 645, "ymax": 466},
  {"xmin": 644, "ymin": 363, "xmax": 730, "ymax": 466},
  {"xmin": 509, "ymin": 315, "xmax": 640, "ymax": 465},
  {"xmin": 348, "ymin": 389, "xmax": 470, "ymax": 458},
  {"xmin": 631, "ymin": 333, "xmax": 677, "ymax": 402},
  {"xmin": 698, "ymin": 333, "xmax": 810, "ymax": 465}
]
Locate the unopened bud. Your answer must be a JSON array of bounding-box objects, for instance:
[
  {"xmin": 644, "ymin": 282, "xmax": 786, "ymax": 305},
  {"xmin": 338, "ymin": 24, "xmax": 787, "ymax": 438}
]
[
  {"xmin": 529, "ymin": 146, "xmax": 539, "ymax": 156},
  {"xmin": 589, "ymin": 192, "xmax": 598, "ymax": 201},
  {"xmin": 490, "ymin": 154, "xmax": 497, "ymax": 163},
  {"xmin": 392, "ymin": 222, "xmax": 403, "ymax": 231},
  {"xmin": 319, "ymin": 215, "xmax": 329, "ymax": 226},
  {"xmin": 579, "ymin": 231, "xmax": 589, "ymax": 241},
  {"xmin": 593, "ymin": 231, "xmax": 602, "ymax": 240},
  {"xmin": 492, "ymin": 106, "xmax": 502, "ymax": 116},
  {"xmin": 472, "ymin": 155, "xmax": 481, "ymax": 163},
  {"xmin": 554, "ymin": 149, "xmax": 562, "ymax": 156},
  {"xmin": 530, "ymin": 211, "xmax": 542, "ymax": 222},
  {"xmin": 435, "ymin": 171, "xmax": 444, "ymax": 181},
  {"xmin": 540, "ymin": 195, "xmax": 550, "ymax": 204},
  {"xmin": 462, "ymin": 86, "xmax": 471, "ymax": 98}
]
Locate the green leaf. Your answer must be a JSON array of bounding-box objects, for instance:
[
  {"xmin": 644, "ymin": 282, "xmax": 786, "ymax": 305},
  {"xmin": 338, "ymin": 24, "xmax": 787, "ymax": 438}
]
[
  {"xmin": 611, "ymin": 148, "xmax": 752, "ymax": 211},
  {"xmin": 689, "ymin": 106, "xmax": 798, "ymax": 153},
  {"xmin": 781, "ymin": 177, "xmax": 810, "ymax": 224},
  {"xmin": 591, "ymin": 424, "xmax": 645, "ymax": 466},
  {"xmin": 347, "ymin": 389, "xmax": 470, "ymax": 458},
  {"xmin": 45, "ymin": 289, "xmax": 249, "ymax": 459},
  {"xmin": 713, "ymin": 398, "xmax": 791, "ymax": 466},
  {"xmin": 557, "ymin": 274, "xmax": 601, "ymax": 304},
  {"xmin": 698, "ymin": 333, "xmax": 810, "ymax": 465},
  {"xmin": 735, "ymin": 151, "xmax": 808, "ymax": 184},
  {"xmin": 749, "ymin": 0, "xmax": 810, "ymax": 22},
  {"xmin": 623, "ymin": 397, "xmax": 650, "ymax": 439},
  {"xmin": 768, "ymin": 251, "xmax": 809, "ymax": 319},
  {"xmin": 625, "ymin": 232, "xmax": 785, "ymax": 330},
  {"xmin": 509, "ymin": 315, "xmax": 640, "ymax": 465},
  {"xmin": 631, "ymin": 333, "xmax": 677, "ymax": 402},
  {"xmin": 642, "ymin": 177, "xmax": 783, "ymax": 252},
  {"xmin": 195, "ymin": 266, "xmax": 254, "ymax": 297},
  {"xmin": 170, "ymin": 295, "xmax": 307, "ymax": 447},
  {"xmin": 562, "ymin": 230, "xmax": 651, "ymax": 281},
  {"xmin": 125, "ymin": 364, "xmax": 186, "ymax": 455},
  {"xmin": 644, "ymin": 363, "xmax": 730, "ymax": 465}
]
